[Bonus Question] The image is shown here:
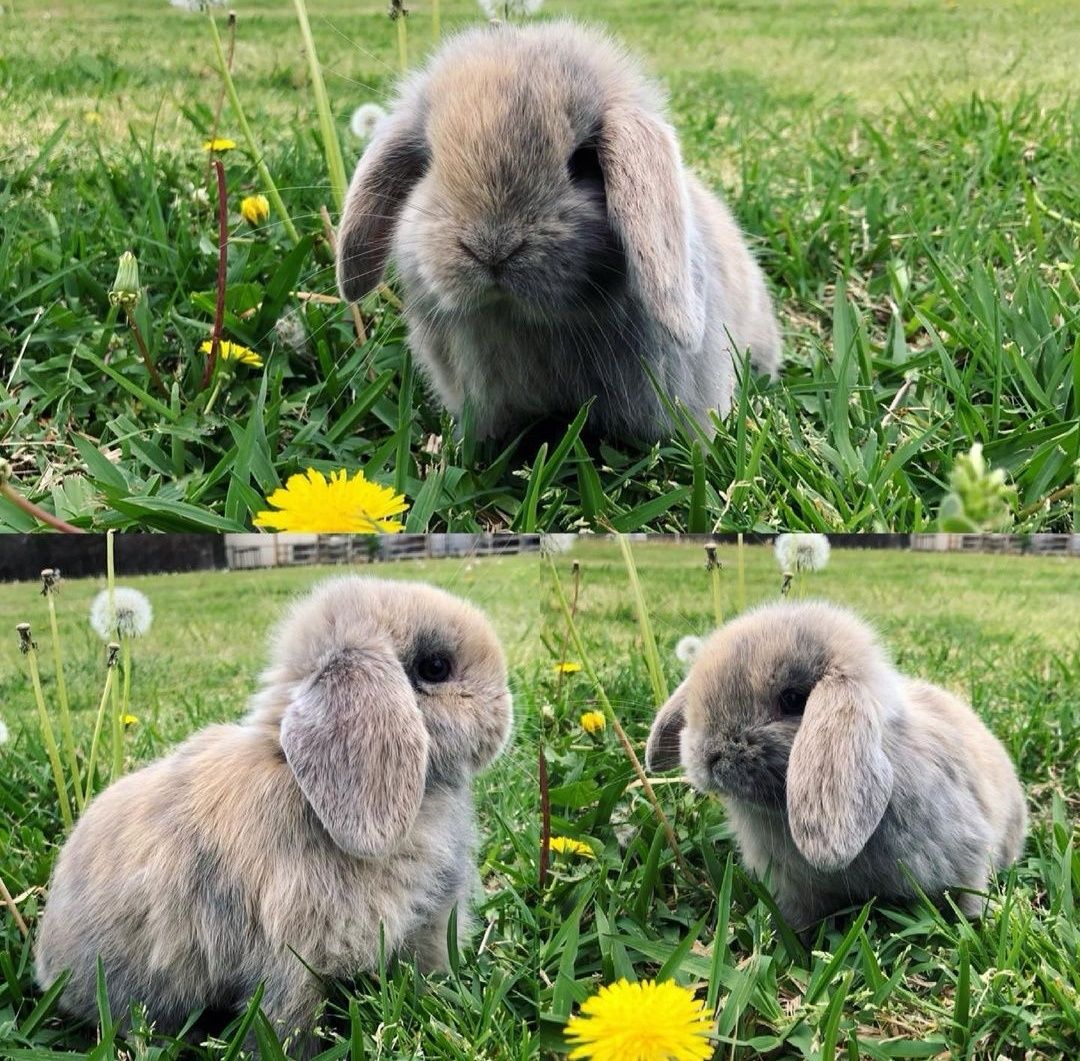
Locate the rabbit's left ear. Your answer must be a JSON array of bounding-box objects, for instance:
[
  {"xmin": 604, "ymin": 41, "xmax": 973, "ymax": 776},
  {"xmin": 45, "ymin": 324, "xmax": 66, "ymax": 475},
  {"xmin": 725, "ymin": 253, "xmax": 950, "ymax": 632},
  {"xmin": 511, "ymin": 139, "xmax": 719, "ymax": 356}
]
[
  {"xmin": 280, "ymin": 644, "xmax": 429, "ymax": 857},
  {"xmin": 645, "ymin": 680, "xmax": 690, "ymax": 773},
  {"xmin": 599, "ymin": 109, "xmax": 706, "ymax": 349},
  {"xmin": 786, "ymin": 674, "xmax": 894, "ymax": 872}
]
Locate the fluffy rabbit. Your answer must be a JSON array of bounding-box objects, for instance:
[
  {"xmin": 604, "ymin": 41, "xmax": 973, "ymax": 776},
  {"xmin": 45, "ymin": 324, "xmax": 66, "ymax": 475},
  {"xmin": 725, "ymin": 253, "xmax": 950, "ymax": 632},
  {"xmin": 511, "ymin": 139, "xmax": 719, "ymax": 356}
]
[
  {"xmin": 336, "ymin": 21, "xmax": 781, "ymax": 441},
  {"xmin": 646, "ymin": 601, "xmax": 1026, "ymax": 927},
  {"xmin": 35, "ymin": 578, "xmax": 513, "ymax": 1054}
]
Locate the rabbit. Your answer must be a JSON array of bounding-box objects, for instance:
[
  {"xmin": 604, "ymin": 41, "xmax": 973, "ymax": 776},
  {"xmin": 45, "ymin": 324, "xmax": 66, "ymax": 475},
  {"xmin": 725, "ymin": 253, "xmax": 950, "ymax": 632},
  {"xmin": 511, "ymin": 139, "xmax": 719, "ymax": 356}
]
[
  {"xmin": 35, "ymin": 577, "xmax": 513, "ymax": 1056},
  {"xmin": 645, "ymin": 601, "xmax": 1027, "ymax": 929},
  {"xmin": 336, "ymin": 20, "xmax": 781, "ymax": 442}
]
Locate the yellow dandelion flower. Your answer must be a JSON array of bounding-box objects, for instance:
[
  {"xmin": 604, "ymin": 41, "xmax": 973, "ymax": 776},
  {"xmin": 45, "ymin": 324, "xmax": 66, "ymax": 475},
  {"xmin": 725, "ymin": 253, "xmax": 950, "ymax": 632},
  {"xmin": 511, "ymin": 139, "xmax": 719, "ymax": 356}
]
[
  {"xmin": 549, "ymin": 836, "xmax": 595, "ymax": 860},
  {"xmin": 566, "ymin": 979, "xmax": 714, "ymax": 1061},
  {"xmin": 555, "ymin": 661, "xmax": 583, "ymax": 675},
  {"xmin": 254, "ymin": 468, "xmax": 409, "ymax": 533},
  {"xmin": 83, "ymin": 110, "xmax": 103, "ymax": 125},
  {"xmin": 580, "ymin": 710, "xmax": 607, "ymax": 735},
  {"xmin": 121, "ymin": 714, "xmax": 139, "ymax": 726},
  {"xmin": 199, "ymin": 340, "xmax": 264, "ymax": 368},
  {"xmin": 202, "ymin": 137, "xmax": 237, "ymax": 152},
  {"xmin": 240, "ymin": 194, "xmax": 270, "ymax": 225}
]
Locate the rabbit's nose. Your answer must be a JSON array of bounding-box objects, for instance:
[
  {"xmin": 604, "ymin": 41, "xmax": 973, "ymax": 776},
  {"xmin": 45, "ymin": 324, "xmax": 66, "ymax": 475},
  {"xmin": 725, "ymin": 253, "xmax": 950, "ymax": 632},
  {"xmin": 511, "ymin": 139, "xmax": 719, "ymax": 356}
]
[{"xmin": 459, "ymin": 236, "xmax": 526, "ymax": 272}]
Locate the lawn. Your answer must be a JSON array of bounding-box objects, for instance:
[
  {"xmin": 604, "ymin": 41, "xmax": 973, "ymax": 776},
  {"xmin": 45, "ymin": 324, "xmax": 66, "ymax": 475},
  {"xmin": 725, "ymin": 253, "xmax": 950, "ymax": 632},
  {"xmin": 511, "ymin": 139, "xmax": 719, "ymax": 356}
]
[
  {"xmin": 0, "ymin": 551, "xmax": 543, "ymax": 1058},
  {"xmin": 1, "ymin": 0, "xmax": 1077, "ymax": 533},
  {"xmin": 538, "ymin": 540, "xmax": 1080, "ymax": 1057}
]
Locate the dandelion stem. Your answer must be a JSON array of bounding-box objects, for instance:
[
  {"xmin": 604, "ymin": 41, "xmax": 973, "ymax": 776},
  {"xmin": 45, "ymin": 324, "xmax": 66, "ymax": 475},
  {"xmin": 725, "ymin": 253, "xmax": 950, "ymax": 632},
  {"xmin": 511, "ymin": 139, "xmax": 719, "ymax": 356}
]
[
  {"xmin": 201, "ymin": 159, "xmax": 228, "ymax": 392},
  {"xmin": 616, "ymin": 535, "xmax": 668, "ymax": 706},
  {"xmin": 546, "ymin": 559, "xmax": 694, "ymax": 882},
  {"xmin": 207, "ymin": 10, "xmax": 299, "ymax": 243},
  {"xmin": 0, "ymin": 874, "xmax": 29, "ymax": 938},
  {"xmin": 705, "ymin": 544, "xmax": 723, "ymax": 626},
  {"xmin": 0, "ymin": 479, "xmax": 83, "ymax": 534},
  {"xmin": 19, "ymin": 626, "xmax": 74, "ymax": 830},
  {"xmin": 292, "ymin": 0, "xmax": 349, "ymax": 211},
  {"xmin": 432, "ymin": 0, "xmax": 440, "ymax": 41},
  {"xmin": 85, "ymin": 648, "xmax": 119, "ymax": 801},
  {"xmin": 43, "ymin": 576, "xmax": 84, "ymax": 810}
]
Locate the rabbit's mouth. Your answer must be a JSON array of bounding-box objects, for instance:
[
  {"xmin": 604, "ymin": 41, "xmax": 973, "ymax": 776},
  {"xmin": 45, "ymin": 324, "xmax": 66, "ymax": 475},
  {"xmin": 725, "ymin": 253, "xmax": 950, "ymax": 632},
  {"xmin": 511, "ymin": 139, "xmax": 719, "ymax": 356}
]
[{"xmin": 696, "ymin": 730, "xmax": 791, "ymax": 809}]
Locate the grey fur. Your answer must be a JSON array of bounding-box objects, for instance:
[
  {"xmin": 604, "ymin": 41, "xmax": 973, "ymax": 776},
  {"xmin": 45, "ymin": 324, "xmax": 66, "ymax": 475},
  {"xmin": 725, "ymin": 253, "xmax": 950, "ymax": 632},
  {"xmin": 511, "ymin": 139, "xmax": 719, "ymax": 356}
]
[
  {"xmin": 645, "ymin": 601, "xmax": 1027, "ymax": 927},
  {"xmin": 35, "ymin": 578, "xmax": 513, "ymax": 1055},
  {"xmin": 337, "ymin": 21, "xmax": 781, "ymax": 440}
]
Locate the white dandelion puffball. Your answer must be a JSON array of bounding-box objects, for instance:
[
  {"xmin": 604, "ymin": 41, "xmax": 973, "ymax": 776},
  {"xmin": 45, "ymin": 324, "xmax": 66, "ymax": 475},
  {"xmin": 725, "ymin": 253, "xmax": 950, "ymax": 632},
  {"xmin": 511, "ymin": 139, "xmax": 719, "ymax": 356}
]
[
  {"xmin": 169, "ymin": 0, "xmax": 224, "ymax": 11},
  {"xmin": 0, "ymin": 717, "xmax": 8, "ymax": 745},
  {"xmin": 350, "ymin": 103, "xmax": 388, "ymax": 142},
  {"xmin": 478, "ymin": 0, "xmax": 544, "ymax": 18},
  {"xmin": 90, "ymin": 588, "xmax": 154, "ymax": 641},
  {"xmin": 675, "ymin": 635, "xmax": 703, "ymax": 666},
  {"xmin": 774, "ymin": 533, "xmax": 831, "ymax": 574}
]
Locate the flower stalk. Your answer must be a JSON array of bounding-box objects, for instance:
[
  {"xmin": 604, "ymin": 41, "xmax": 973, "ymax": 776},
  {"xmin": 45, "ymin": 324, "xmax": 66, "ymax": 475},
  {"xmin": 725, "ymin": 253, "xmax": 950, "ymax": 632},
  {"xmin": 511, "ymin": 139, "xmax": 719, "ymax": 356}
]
[
  {"xmin": 84, "ymin": 644, "xmax": 120, "ymax": 801},
  {"xmin": 17, "ymin": 623, "xmax": 74, "ymax": 830},
  {"xmin": 704, "ymin": 544, "xmax": 723, "ymax": 626},
  {"xmin": 389, "ymin": 0, "xmax": 409, "ymax": 71},
  {"xmin": 546, "ymin": 558, "xmax": 693, "ymax": 881},
  {"xmin": 41, "ymin": 569, "xmax": 84, "ymax": 810},
  {"xmin": 206, "ymin": 9, "xmax": 299, "ymax": 243}
]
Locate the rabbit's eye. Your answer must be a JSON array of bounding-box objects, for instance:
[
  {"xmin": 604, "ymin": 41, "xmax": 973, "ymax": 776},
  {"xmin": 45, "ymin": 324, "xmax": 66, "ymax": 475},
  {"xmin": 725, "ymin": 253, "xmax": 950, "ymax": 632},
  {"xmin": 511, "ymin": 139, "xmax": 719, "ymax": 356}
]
[
  {"xmin": 416, "ymin": 653, "xmax": 453, "ymax": 684},
  {"xmin": 567, "ymin": 142, "xmax": 603, "ymax": 185},
  {"xmin": 778, "ymin": 687, "xmax": 808, "ymax": 716}
]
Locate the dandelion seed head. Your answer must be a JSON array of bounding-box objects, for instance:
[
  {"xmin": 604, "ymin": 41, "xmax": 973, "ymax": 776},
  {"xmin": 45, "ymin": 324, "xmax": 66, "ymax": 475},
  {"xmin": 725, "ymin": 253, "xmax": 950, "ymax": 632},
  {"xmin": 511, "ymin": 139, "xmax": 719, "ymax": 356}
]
[
  {"xmin": 273, "ymin": 311, "xmax": 308, "ymax": 356},
  {"xmin": 350, "ymin": 102, "xmax": 388, "ymax": 141},
  {"xmin": 674, "ymin": 636, "xmax": 703, "ymax": 666},
  {"xmin": 478, "ymin": 0, "xmax": 544, "ymax": 18},
  {"xmin": 774, "ymin": 533, "xmax": 831, "ymax": 573},
  {"xmin": 90, "ymin": 588, "xmax": 154, "ymax": 641}
]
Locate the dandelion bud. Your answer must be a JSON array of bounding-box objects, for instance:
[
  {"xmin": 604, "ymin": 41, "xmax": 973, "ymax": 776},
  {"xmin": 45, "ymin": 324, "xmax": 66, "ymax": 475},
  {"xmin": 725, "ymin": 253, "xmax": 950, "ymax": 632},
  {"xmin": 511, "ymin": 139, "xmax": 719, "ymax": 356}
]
[
  {"xmin": 240, "ymin": 194, "xmax": 270, "ymax": 226},
  {"xmin": 781, "ymin": 572, "xmax": 794, "ymax": 596},
  {"xmin": 388, "ymin": 0, "xmax": 408, "ymax": 19},
  {"xmin": 16, "ymin": 623, "xmax": 34, "ymax": 653},
  {"xmin": 40, "ymin": 568, "xmax": 59, "ymax": 596},
  {"xmin": 107, "ymin": 642, "xmax": 121, "ymax": 667},
  {"xmin": 704, "ymin": 544, "xmax": 719, "ymax": 571},
  {"xmin": 109, "ymin": 251, "xmax": 141, "ymax": 311}
]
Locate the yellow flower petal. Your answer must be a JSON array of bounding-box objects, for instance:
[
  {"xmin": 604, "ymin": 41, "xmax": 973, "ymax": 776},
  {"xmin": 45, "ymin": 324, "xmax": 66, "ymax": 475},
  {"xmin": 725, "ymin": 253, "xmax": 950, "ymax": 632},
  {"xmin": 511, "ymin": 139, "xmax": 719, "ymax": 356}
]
[
  {"xmin": 566, "ymin": 979, "xmax": 714, "ymax": 1061},
  {"xmin": 121, "ymin": 714, "xmax": 139, "ymax": 726},
  {"xmin": 555, "ymin": 661, "xmax": 583, "ymax": 675},
  {"xmin": 579, "ymin": 711, "xmax": 607, "ymax": 735},
  {"xmin": 202, "ymin": 137, "xmax": 237, "ymax": 151},
  {"xmin": 549, "ymin": 836, "xmax": 595, "ymax": 860},
  {"xmin": 199, "ymin": 340, "xmax": 264, "ymax": 368},
  {"xmin": 253, "ymin": 468, "xmax": 409, "ymax": 533},
  {"xmin": 240, "ymin": 194, "xmax": 270, "ymax": 225}
]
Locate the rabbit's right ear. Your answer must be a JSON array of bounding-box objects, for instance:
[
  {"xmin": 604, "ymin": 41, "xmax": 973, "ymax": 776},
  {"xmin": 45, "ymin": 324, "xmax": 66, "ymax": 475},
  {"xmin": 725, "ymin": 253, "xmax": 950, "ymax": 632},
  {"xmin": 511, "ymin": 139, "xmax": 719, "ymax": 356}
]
[
  {"xmin": 337, "ymin": 112, "xmax": 427, "ymax": 302},
  {"xmin": 280, "ymin": 645, "xmax": 429, "ymax": 857},
  {"xmin": 786, "ymin": 674, "xmax": 894, "ymax": 872},
  {"xmin": 645, "ymin": 680, "xmax": 690, "ymax": 773}
]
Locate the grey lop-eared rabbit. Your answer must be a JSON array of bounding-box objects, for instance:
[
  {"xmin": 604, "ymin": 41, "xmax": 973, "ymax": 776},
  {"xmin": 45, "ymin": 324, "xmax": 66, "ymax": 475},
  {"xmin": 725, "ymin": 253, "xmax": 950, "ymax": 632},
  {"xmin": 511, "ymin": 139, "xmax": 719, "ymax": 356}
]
[
  {"xmin": 35, "ymin": 578, "xmax": 513, "ymax": 1054},
  {"xmin": 336, "ymin": 21, "xmax": 781, "ymax": 441},
  {"xmin": 646, "ymin": 601, "xmax": 1026, "ymax": 928}
]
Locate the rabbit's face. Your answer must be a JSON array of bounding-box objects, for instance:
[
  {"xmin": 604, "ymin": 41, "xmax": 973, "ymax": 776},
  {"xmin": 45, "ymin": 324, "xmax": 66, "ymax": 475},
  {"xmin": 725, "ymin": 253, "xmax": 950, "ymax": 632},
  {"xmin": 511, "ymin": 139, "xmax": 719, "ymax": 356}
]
[
  {"xmin": 393, "ymin": 55, "xmax": 624, "ymax": 321},
  {"xmin": 677, "ymin": 612, "xmax": 833, "ymax": 807},
  {"xmin": 260, "ymin": 578, "xmax": 513, "ymax": 787}
]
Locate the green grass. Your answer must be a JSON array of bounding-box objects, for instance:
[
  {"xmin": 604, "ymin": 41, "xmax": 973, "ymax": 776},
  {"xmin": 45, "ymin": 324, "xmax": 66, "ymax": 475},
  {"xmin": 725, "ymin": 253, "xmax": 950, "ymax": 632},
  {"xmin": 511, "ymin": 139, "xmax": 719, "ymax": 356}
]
[
  {"xmin": 0, "ymin": 553, "xmax": 542, "ymax": 1058},
  {"xmin": 539, "ymin": 540, "xmax": 1080, "ymax": 1058},
  {"xmin": 2, "ymin": 0, "xmax": 1078, "ymax": 532}
]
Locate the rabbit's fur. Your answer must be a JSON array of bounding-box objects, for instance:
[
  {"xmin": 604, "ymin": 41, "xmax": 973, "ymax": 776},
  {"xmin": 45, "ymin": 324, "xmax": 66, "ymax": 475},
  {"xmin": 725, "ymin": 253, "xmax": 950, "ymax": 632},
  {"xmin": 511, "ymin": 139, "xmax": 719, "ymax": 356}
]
[
  {"xmin": 35, "ymin": 578, "xmax": 513, "ymax": 1053},
  {"xmin": 646, "ymin": 601, "xmax": 1026, "ymax": 927},
  {"xmin": 337, "ymin": 21, "xmax": 780, "ymax": 441}
]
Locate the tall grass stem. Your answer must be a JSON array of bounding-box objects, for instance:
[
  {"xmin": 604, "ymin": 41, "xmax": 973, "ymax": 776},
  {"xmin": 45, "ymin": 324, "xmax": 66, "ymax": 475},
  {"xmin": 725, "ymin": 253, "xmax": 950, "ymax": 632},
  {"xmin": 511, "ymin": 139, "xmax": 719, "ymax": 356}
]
[
  {"xmin": 616, "ymin": 535, "xmax": 668, "ymax": 705},
  {"xmin": 85, "ymin": 648, "xmax": 119, "ymax": 802}
]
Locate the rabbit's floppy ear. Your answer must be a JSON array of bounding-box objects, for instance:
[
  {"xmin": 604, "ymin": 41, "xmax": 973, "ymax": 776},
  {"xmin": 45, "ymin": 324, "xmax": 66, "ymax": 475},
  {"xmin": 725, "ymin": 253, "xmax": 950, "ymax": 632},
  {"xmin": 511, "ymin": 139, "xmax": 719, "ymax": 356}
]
[
  {"xmin": 337, "ymin": 112, "xmax": 427, "ymax": 302},
  {"xmin": 645, "ymin": 680, "xmax": 690, "ymax": 773},
  {"xmin": 280, "ymin": 644, "xmax": 429, "ymax": 857},
  {"xmin": 786, "ymin": 674, "xmax": 894, "ymax": 872},
  {"xmin": 599, "ymin": 109, "xmax": 706, "ymax": 349}
]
